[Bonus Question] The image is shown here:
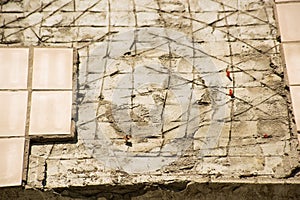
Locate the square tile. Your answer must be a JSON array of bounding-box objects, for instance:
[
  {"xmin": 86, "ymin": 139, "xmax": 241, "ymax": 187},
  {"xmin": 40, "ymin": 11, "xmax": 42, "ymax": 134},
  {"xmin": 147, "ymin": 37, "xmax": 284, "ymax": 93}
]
[
  {"xmin": 29, "ymin": 91, "xmax": 72, "ymax": 135},
  {"xmin": 281, "ymin": 43, "xmax": 300, "ymax": 85},
  {"xmin": 290, "ymin": 86, "xmax": 300, "ymax": 131},
  {"xmin": 276, "ymin": 3, "xmax": 300, "ymax": 41},
  {"xmin": 32, "ymin": 48, "xmax": 73, "ymax": 89},
  {"xmin": 0, "ymin": 48, "xmax": 29, "ymax": 89},
  {"xmin": 0, "ymin": 138, "xmax": 25, "ymax": 187},
  {"xmin": 109, "ymin": 0, "xmax": 133, "ymax": 11},
  {"xmin": 0, "ymin": 91, "xmax": 28, "ymax": 137}
]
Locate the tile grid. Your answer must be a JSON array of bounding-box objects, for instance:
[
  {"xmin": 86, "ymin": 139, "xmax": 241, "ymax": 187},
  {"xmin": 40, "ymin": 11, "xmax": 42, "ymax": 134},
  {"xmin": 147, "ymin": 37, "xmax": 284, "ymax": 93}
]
[
  {"xmin": 0, "ymin": 47, "xmax": 75, "ymax": 187},
  {"xmin": 0, "ymin": 47, "xmax": 28, "ymax": 187},
  {"xmin": 1, "ymin": 47, "xmax": 76, "ymax": 138},
  {"xmin": 275, "ymin": 0, "xmax": 300, "ymax": 136},
  {"xmin": 74, "ymin": 0, "xmax": 293, "ymax": 175}
]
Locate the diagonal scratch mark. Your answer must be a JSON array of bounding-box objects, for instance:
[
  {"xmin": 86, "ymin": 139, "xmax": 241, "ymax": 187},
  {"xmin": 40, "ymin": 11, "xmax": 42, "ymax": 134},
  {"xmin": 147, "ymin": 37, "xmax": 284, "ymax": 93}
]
[
  {"xmin": 2, "ymin": 0, "xmax": 73, "ymax": 41},
  {"xmin": 77, "ymin": 31, "xmax": 119, "ymax": 50},
  {"xmin": 233, "ymin": 93, "xmax": 279, "ymax": 118},
  {"xmin": 69, "ymin": 0, "xmax": 105, "ymax": 25},
  {"xmin": 212, "ymin": 0, "xmax": 276, "ymax": 28},
  {"xmin": 0, "ymin": 0, "xmax": 59, "ymax": 28},
  {"xmin": 150, "ymin": 8, "xmax": 275, "ymax": 57}
]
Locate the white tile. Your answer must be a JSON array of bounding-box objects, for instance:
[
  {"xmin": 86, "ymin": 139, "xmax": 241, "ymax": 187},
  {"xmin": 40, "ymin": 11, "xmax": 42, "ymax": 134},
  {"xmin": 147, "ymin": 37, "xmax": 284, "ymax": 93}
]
[
  {"xmin": 276, "ymin": 3, "xmax": 300, "ymax": 41},
  {"xmin": 0, "ymin": 91, "xmax": 28, "ymax": 137},
  {"xmin": 32, "ymin": 48, "xmax": 73, "ymax": 89},
  {"xmin": 0, "ymin": 138, "xmax": 25, "ymax": 187},
  {"xmin": 0, "ymin": 48, "xmax": 29, "ymax": 89},
  {"xmin": 290, "ymin": 86, "xmax": 300, "ymax": 131},
  {"xmin": 29, "ymin": 91, "xmax": 72, "ymax": 135},
  {"xmin": 282, "ymin": 43, "xmax": 300, "ymax": 85}
]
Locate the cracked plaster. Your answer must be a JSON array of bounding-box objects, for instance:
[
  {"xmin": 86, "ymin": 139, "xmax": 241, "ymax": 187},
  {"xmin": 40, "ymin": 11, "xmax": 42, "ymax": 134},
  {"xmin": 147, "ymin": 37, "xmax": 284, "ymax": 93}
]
[{"xmin": 0, "ymin": 0, "xmax": 300, "ymax": 199}]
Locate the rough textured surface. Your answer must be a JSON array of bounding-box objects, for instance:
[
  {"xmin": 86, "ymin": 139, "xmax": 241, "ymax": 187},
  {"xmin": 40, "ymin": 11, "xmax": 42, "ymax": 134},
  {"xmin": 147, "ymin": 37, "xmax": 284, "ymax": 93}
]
[
  {"xmin": 1, "ymin": 182, "xmax": 300, "ymax": 199},
  {"xmin": 0, "ymin": 0, "xmax": 300, "ymax": 198}
]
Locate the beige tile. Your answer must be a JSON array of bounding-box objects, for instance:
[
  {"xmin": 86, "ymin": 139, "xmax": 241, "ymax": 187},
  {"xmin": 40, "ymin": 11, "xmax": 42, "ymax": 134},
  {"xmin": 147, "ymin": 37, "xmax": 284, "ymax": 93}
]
[
  {"xmin": 275, "ymin": 0, "xmax": 300, "ymax": 2},
  {"xmin": 0, "ymin": 48, "xmax": 29, "ymax": 89},
  {"xmin": 32, "ymin": 48, "xmax": 73, "ymax": 89},
  {"xmin": 276, "ymin": 3, "xmax": 300, "ymax": 41},
  {"xmin": 282, "ymin": 43, "xmax": 300, "ymax": 85},
  {"xmin": 0, "ymin": 138, "xmax": 25, "ymax": 187},
  {"xmin": 0, "ymin": 91, "xmax": 28, "ymax": 137},
  {"xmin": 29, "ymin": 91, "xmax": 72, "ymax": 135},
  {"xmin": 290, "ymin": 86, "xmax": 300, "ymax": 131}
]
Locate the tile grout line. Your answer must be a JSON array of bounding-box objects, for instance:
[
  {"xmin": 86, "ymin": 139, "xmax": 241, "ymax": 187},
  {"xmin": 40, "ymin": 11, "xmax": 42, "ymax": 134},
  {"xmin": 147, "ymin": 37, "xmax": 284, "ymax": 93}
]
[
  {"xmin": 280, "ymin": 41, "xmax": 300, "ymax": 44},
  {"xmin": 0, "ymin": 89, "xmax": 28, "ymax": 91},
  {"xmin": 32, "ymin": 89, "xmax": 73, "ymax": 91},
  {"xmin": 275, "ymin": 1, "xmax": 300, "ymax": 5},
  {"xmin": 71, "ymin": 47, "xmax": 77, "ymax": 139},
  {"xmin": 22, "ymin": 46, "xmax": 34, "ymax": 186},
  {"xmin": 219, "ymin": 1, "xmax": 235, "ymax": 157},
  {"xmin": 25, "ymin": 46, "xmax": 34, "ymax": 142}
]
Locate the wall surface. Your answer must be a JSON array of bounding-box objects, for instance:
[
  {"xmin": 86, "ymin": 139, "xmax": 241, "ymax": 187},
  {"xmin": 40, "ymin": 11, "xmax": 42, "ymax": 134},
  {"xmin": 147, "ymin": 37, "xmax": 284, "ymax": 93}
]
[{"xmin": 0, "ymin": 0, "xmax": 300, "ymax": 198}]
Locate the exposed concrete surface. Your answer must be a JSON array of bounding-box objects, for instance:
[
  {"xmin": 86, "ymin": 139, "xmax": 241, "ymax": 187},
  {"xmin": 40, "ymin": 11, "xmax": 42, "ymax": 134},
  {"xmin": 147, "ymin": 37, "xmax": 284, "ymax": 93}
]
[{"xmin": 1, "ymin": 0, "xmax": 300, "ymax": 198}]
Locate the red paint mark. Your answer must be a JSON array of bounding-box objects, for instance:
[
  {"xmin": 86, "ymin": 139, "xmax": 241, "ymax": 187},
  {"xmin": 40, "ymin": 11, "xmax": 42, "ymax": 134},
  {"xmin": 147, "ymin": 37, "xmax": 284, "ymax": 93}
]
[
  {"xmin": 226, "ymin": 69, "xmax": 230, "ymax": 77},
  {"xmin": 226, "ymin": 69, "xmax": 232, "ymax": 81},
  {"xmin": 229, "ymin": 89, "xmax": 234, "ymax": 98}
]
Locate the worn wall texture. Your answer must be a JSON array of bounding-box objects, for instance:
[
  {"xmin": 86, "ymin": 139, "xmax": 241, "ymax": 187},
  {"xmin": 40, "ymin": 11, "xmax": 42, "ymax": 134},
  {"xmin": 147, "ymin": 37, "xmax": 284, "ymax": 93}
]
[{"xmin": 0, "ymin": 0, "xmax": 300, "ymax": 199}]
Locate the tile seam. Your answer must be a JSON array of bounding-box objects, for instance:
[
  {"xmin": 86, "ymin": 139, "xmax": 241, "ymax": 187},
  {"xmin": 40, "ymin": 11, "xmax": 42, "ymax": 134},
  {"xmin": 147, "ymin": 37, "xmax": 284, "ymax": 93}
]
[
  {"xmin": 31, "ymin": 89, "xmax": 73, "ymax": 91},
  {"xmin": 22, "ymin": 46, "xmax": 34, "ymax": 186},
  {"xmin": 0, "ymin": 136, "xmax": 27, "ymax": 139},
  {"xmin": 280, "ymin": 41, "xmax": 300, "ymax": 44},
  {"xmin": 0, "ymin": 89, "xmax": 28, "ymax": 91},
  {"xmin": 275, "ymin": 1, "xmax": 300, "ymax": 4},
  {"xmin": 287, "ymin": 84, "xmax": 300, "ymax": 86},
  {"xmin": 25, "ymin": 47, "xmax": 33, "ymax": 138}
]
